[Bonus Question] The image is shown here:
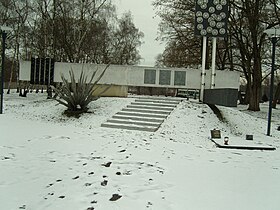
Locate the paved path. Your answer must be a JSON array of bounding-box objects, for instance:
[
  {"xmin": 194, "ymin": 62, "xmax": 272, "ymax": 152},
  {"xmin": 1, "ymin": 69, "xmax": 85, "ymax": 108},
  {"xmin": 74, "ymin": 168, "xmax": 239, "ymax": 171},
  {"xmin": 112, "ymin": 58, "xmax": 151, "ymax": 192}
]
[{"xmin": 101, "ymin": 97, "xmax": 183, "ymax": 132}]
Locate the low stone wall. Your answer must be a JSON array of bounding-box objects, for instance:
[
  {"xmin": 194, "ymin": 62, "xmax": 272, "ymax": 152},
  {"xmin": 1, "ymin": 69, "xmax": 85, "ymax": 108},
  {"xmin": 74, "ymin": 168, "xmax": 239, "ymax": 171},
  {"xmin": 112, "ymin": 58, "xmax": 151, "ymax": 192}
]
[
  {"xmin": 93, "ymin": 85, "xmax": 128, "ymax": 97},
  {"xmin": 128, "ymin": 86, "xmax": 177, "ymax": 97}
]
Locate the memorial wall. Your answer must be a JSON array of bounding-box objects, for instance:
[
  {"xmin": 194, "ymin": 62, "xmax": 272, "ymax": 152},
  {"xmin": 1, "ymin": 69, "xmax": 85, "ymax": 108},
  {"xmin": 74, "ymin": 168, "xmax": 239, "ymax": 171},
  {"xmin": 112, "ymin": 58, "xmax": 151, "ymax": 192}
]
[{"xmin": 19, "ymin": 60, "xmax": 240, "ymax": 90}]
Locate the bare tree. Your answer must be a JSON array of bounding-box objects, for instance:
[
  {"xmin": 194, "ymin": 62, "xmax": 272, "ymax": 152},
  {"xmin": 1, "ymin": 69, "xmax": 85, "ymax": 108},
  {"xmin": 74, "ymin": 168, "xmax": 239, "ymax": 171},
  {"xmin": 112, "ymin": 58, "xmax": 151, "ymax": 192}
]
[
  {"xmin": 153, "ymin": 0, "xmax": 280, "ymax": 111},
  {"xmin": 110, "ymin": 12, "xmax": 144, "ymax": 65},
  {"xmin": 1, "ymin": 0, "xmax": 144, "ymax": 80},
  {"xmin": 229, "ymin": 0, "xmax": 280, "ymax": 110},
  {"xmin": 272, "ymin": 82, "xmax": 280, "ymax": 108},
  {"xmin": 153, "ymin": 0, "xmax": 202, "ymax": 67}
]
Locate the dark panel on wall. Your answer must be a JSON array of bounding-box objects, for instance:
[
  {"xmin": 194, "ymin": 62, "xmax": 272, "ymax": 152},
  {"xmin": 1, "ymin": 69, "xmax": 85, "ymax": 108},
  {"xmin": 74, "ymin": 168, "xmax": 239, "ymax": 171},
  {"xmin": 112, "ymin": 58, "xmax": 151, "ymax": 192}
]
[
  {"xmin": 50, "ymin": 59, "xmax": 55, "ymax": 85},
  {"xmin": 174, "ymin": 71, "xmax": 186, "ymax": 86},
  {"xmin": 30, "ymin": 57, "xmax": 35, "ymax": 84},
  {"xmin": 204, "ymin": 88, "xmax": 238, "ymax": 107},
  {"xmin": 35, "ymin": 58, "xmax": 40, "ymax": 84},
  {"xmin": 29, "ymin": 57, "xmax": 55, "ymax": 85},
  {"xmin": 40, "ymin": 58, "xmax": 45, "ymax": 85},
  {"xmin": 45, "ymin": 58, "xmax": 50, "ymax": 85},
  {"xmin": 159, "ymin": 70, "xmax": 171, "ymax": 85},
  {"xmin": 144, "ymin": 69, "xmax": 156, "ymax": 84}
]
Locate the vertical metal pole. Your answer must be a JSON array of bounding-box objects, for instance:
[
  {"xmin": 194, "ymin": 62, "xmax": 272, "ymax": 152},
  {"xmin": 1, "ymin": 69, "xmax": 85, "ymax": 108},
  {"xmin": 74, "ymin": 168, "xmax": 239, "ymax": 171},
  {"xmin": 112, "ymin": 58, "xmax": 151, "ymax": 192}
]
[
  {"xmin": 267, "ymin": 37, "xmax": 277, "ymax": 136},
  {"xmin": 211, "ymin": 37, "xmax": 217, "ymax": 89},
  {"xmin": 200, "ymin": 36, "xmax": 207, "ymax": 101},
  {"xmin": 1, "ymin": 31, "xmax": 7, "ymax": 114}
]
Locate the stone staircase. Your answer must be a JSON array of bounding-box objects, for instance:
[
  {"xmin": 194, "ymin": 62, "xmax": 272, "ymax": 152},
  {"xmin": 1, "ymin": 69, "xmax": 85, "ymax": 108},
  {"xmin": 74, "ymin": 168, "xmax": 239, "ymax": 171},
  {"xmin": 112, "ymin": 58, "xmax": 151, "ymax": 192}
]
[{"xmin": 101, "ymin": 97, "xmax": 183, "ymax": 132}]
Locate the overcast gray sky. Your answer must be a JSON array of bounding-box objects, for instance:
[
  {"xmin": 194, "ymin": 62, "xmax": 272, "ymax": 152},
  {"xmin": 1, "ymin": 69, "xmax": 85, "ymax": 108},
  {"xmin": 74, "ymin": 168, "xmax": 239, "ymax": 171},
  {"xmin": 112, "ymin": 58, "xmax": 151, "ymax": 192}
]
[{"xmin": 115, "ymin": 0, "xmax": 165, "ymax": 66}]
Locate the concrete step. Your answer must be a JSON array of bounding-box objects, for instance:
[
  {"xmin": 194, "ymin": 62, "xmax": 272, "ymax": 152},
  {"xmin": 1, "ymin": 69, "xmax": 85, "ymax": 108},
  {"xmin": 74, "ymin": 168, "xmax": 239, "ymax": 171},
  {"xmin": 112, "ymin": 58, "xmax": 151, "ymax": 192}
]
[
  {"xmin": 135, "ymin": 99, "xmax": 180, "ymax": 105},
  {"xmin": 116, "ymin": 111, "xmax": 167, "ymax": 119},
  {"xmin": 112, "ymin": 115, "xmax": 164, "ymax": 123},
  {"xmin": 127, "ymin": 105, "xmax": 174, "ymax": 111},
  {"xmin": 139, "ymin": 97, "xmax": 183, "ymax": 102},
  {"xmin": 122, "ymin": 108, "xmax": 171, "ymax": 115},
  {"xmin": 107, "ymin": 119, "xmax": 161, "ymax": 127},
  {"xmin": 131, "ymin": 102, "xmax": 177, "ymax": 108},
  {"xmin": 101, "ymin": 97, "xmax": 183, "ymax": 132},
  {"xmin": 101, "ymin": 122, "xmax": 158, "ymax": 132}
]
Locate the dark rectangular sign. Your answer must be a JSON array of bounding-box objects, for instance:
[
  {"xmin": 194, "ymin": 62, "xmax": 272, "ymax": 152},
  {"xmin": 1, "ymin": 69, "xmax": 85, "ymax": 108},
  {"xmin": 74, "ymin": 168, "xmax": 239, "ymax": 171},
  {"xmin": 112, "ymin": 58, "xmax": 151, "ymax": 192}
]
[{"xmin": 30, "ymin": 57, "xmax": 55, "ymax": 85}]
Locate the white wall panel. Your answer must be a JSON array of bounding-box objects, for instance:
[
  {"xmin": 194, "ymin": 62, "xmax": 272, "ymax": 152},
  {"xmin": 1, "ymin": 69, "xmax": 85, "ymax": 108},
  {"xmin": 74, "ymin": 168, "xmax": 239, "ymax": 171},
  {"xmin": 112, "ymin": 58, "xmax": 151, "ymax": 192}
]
[{"xmin": 19, "ymin": 61, "xmax": 240, "ymax": 90}]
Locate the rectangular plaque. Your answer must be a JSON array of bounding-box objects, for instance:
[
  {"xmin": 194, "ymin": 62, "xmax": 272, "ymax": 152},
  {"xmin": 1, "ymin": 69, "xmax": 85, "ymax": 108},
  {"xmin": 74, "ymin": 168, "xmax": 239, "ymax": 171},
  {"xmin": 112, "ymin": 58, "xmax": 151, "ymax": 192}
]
[
  {"xmin": 144, "ymin": 69, "xmax": 156, "ymax": 84},
  {"xmin": 246, "ymin": 135, "xmax": 253, "ymax": 140},
  {"xmin": 159, "ymin": 70, "xmax": 171, "ymax": 85},
  {"xmin": 211, "ymin": 129, "xmax": 221, "ymax": 139},
  {"xmin": 174, "ymin": 71, "xmax": 186, "ymax": 86}
]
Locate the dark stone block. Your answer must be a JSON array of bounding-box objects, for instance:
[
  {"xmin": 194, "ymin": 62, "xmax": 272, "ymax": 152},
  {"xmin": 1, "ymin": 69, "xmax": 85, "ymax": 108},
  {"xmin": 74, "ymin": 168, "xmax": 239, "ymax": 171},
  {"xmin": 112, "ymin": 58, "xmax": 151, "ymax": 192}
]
[{"xmin": 204, "ymin": 88, "xmax": 238, "ymax": 107}]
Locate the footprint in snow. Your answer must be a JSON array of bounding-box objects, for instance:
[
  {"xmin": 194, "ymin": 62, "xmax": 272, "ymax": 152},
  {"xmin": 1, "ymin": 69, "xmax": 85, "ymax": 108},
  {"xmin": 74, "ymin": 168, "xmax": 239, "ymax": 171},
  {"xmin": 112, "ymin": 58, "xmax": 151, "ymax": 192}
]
[
  {"xmin": 46, "ymin": 183, "xmax": 54, "ymax": 188},
  {"xmin": 72, "ymin": 176, "xmax": 79, "ymax": 180},
  {"xmin": 101, "ymin": 180, "xmax": 108, "ymax": 186},
  {"xmin": 109, "ymin": 194, "xmax": 122, "ymax": 201},
  {"xmin": 102, "ymin": 162, "xmax": 112, "ymax": 167},
  {"xmin": 146, "ymin": 201, "xmax": 153, "ymax": 208},
  {"xmin": 2, "ymin": 156, "xmax": 11, "ymax": 160},
  {"xmin": 19, "ymin": 205, "xmax": 26, "ymax": 209},
  {"xmin": 119, "ymin": 149, "xmax": 126, "ymax": 153},
  {"xmin": 58, "ymin": 136, "xmax": 70, "ymax": 140}
]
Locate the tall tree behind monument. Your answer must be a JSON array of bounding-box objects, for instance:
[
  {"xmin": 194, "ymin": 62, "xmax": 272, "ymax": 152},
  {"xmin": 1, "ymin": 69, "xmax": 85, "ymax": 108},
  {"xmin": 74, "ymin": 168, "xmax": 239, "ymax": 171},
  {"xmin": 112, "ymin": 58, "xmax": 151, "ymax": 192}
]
[
  {"xmin": 0, "ymin": 0, "xmax": 144, "ymax": 65},
  {"xmin": 153, "ymin": 0, "xmax": 280, "ymax": 111}
]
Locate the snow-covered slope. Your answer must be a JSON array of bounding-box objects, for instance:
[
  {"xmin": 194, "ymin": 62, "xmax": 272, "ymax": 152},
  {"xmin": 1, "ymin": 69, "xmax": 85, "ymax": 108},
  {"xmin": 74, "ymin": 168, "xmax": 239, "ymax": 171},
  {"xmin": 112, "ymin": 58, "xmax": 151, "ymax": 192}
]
[{"xmin": 1, "ymin": 92, "xmax": 279, "ymax": 210}]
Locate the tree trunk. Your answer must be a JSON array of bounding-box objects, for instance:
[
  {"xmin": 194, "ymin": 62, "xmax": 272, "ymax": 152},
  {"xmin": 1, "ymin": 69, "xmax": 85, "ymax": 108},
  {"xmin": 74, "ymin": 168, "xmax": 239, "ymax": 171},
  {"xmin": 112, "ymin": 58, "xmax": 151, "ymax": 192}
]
[
  {"xmin": 248, "ymin": 58, "xmax": 261, "ymax": 111},
  {"xmin": 272, "ymin": 82, "xmax": 280, "ymax": 108},
  {"xmin": 248, "ymin": 84, "xmax": 261, "ymax": 111},
  {"xmin": 7, "ymin": 56, "xmax": 16, "ymax": 94},
  {"xmin": 247, "ymin": 21, "xmax": 262, "ymax": 112},
  {"xmin": 244, "ymin": 84, "xmax": 251, "ymax": 105}
]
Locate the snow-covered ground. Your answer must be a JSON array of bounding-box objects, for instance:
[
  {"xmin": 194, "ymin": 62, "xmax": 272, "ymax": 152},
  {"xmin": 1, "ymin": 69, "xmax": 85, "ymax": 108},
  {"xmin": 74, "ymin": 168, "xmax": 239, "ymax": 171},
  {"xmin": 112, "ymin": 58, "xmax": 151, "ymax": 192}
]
[{"xmin": 0, "ymin": 92, "xmax": 280, "ymax": 210}]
